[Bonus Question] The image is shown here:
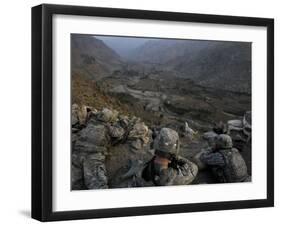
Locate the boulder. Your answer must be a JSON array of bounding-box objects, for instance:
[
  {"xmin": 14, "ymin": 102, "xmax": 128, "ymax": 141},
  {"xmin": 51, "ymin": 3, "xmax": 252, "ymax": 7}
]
[{"xmin": 228, "ymin": 119, "xmax": 243, "ymax": 128}]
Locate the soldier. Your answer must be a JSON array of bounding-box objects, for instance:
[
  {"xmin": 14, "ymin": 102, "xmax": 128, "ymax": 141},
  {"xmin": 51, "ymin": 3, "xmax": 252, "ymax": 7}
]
[
  {"xmin": 72, "ymin": 107, "xmax": 119, "ymax": 190},
  {"xmin": 72, "ymin": 106, "xmax": 197, "ymax": 189},
  {"xmin": 200, "ymin": 134, "xmax": 250, "ymax": 183},
  {"xmin": 203, "ymin": 112, "xmax": 252, "ymax": 152},
  {"xmin": 72, "ymin": 107, "xmax": 152, "ymax": 190},
  {"xmin": 141, "ymin": 128, "xmax": 198, "ymax": 186},
  {"xmin": 71, "ymin": 117, "xmax": 110, "ymax": 190},
  {"xmin": 106, "ymin": 119, "xmax": 153, "ymax": 188}
]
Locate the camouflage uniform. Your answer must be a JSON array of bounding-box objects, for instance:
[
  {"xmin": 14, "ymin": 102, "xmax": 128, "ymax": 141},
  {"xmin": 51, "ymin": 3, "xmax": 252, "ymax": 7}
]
[
  {"xmin": 141, "ymin": 156, "xmax": 198, "ymax": 186},
  {"xmin": 71, "ymin": 106, "xmax": 153, "ymax": 190},
  {"xmin": 105, "ymin": 120, "xmax": 153, "ymax": 188},
  {"xmin": 202, "ymin": 112, "xmax": 252, "ymax": 152},
  {"xmin": 72, "ymin": 118, "xmax": 110, "ymax": 189},
  {"xmin": 72, "ymin": 106, "xmax": 197, "ymax": 189},
  {"xmin": 140, "ymin": 128, "xmax": 198, "ymax": 186},
  {"xmin": 71, "ymin": 107, "xmax": 128, "ymax": 190},
  {"xmin": 200, "ymin": 134, "xmax": 250, "ymax": 183}
]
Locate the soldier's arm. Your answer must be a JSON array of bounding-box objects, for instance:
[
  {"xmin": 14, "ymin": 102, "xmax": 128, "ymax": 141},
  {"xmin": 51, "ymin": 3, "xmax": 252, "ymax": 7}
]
[
  {"xmin": 83, "ymin": 154, "xmax": 108, "ymax": 189},
  {"xmin": 171, "ymin": 158, "xmax": 198, "ymax": 185},
  {"xmin": 193, "ymin": 148, "xmax": 212, "ymax": 170},
  {"xmin": 200, "ymin": 152, "xmax": 225, "ymax": 167}
]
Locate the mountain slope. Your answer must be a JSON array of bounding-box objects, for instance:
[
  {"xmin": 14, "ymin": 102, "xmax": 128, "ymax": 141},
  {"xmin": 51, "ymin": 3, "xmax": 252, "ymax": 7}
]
[
  {"xmin": 71, "ymin": 34, "xmax": 123, "ymax": 80},
  {"xmin": 129, "ymin": 39, "xmax": 251, "ymax": 93},
  {"xmin": 174, "ymin": 42, "xmax": 251, "ymax": 93},
  {"xmin": 72, "ymin": 72, "xmax": 132, "ymax": 115},
  {"xmin": 129, "ymin": 39, "xmax": 209, "ymax": 65}
]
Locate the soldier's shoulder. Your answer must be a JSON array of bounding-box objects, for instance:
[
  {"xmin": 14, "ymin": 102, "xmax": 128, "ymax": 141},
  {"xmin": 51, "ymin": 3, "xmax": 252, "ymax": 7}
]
[
  {"xmin": 177, "ymin": 156, "xmax": 198, "ymax": 178},
  {"xmin": 231, "ymin": 147, "xmax": 240, "ymax": 153}
]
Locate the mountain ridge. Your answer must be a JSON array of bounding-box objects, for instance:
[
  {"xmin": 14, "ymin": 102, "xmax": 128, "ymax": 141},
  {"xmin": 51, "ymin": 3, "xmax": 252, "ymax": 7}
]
[
  {"xmin": 71, "ymin": 34, "xmax": 123, "ymax": 80},
  {"xmin": 127, "ymin": 39, "xmax": 251, "ymax": 93}
]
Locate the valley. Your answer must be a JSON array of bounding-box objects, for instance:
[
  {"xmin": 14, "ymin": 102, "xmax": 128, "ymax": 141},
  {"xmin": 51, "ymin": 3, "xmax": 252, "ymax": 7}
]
[{"xmin": 71, "ymin": 34, "xmax": 252, "ymax": 184}]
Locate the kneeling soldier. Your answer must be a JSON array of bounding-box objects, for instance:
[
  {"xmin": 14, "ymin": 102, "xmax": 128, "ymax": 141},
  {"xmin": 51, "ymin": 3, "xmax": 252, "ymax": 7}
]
[{"xmin": 200, "ymin": 134, "xmax": 250, "ymax": 183}]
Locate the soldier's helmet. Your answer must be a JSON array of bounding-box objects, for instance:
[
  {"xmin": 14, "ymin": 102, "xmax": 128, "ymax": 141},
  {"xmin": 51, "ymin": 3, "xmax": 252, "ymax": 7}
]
[
  {"xmin": 97, "ymin": 108, "xmax": 118, "ymax": 123},
  {"xmin": 153, "ymin": 128, "xmax": 180, "ymax": 158},
  {"xmin": 215, "ymin": 134, "xmax": 233, "ymax": 149}
]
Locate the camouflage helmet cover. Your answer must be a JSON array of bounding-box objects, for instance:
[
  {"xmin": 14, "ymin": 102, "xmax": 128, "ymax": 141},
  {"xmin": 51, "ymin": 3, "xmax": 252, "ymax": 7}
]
[
  {"xmin": 153, "ymin": 128, "xmax": 180, "ymax": 157},
  {"xmin": 215, "ymin": 134, "xmax": 233, "ymax": 149},
  {"xmin": 97, "ymin": 108, "xmax": 118, "ymax": 123}
]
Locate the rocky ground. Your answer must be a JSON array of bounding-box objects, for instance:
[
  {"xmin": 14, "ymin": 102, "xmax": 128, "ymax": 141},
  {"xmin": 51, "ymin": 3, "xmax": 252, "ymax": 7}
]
[
  {"xmin": 71, "ymin": 35, "xmax": 252, "ymax": 187},
  {"xmin": 72, "ymin": 63, "xmax": 252, "ymax": 187}
]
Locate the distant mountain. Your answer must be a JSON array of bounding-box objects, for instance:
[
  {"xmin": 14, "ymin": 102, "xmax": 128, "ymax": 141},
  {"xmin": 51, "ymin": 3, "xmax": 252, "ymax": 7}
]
[
  {"xmin": 129, "ymin": 39, "xmax": 251, "ymax": 93},
  {"xmin": 71, "ymin": 34, "xmax": 123, "ymax": 80},
  {"xmin": 95, "ymin": 36, "xmax": 150, "ymax": 59},
  {"xmin": 129, "ymin": 39, "xmax": 209, "ymax": 65}
]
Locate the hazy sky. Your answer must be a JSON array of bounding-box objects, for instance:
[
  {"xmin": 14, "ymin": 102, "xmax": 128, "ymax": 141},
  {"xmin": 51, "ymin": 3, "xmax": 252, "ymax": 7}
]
[{"xmin": 95, "ymin": 36, "xmax": 152, "ymax": 58}]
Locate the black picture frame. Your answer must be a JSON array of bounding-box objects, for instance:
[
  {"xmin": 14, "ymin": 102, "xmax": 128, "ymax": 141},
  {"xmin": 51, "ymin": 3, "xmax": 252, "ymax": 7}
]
[{"xmin": 32, "ymin": 3, "xmax": 274, "ymax": 222}]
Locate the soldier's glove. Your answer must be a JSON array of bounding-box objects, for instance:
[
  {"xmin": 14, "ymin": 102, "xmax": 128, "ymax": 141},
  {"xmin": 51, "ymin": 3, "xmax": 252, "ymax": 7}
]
[
  {"xmin": 154, "ymin": 162, "xmax": 167, "ymax": 176},
  {"xmin": 154, "ymin": 168, "xmax": 171, "ymax": 186}
]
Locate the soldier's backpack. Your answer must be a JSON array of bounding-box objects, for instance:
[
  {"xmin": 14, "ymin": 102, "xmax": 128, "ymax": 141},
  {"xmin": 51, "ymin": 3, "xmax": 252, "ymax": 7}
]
[{"xmin": 219, "ymin": 148, "xmax": 248, "ymax": 182}]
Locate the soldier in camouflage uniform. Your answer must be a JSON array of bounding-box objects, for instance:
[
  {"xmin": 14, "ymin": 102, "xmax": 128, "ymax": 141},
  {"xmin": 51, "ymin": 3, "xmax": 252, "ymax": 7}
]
[
  {"xmin": 72, "ymin": 105, "xmax": 198, "ymax": 189},
  {"xmin": 72, "ymin": 108, "xmax": 110, "ymax": 190},
  {"xmin": 105, "ymin": 118, "xmax": 153, "ymax": 188},
  {"xmin": 202, "ymin": 112, "xmax": 251, "ymax": 152},
  {"xmin": 200, "ymin": 134, "xmax": 250, "ymax": 183},
  {"xmin": 72, "ymin": 107, "xmax": 130, "ymax": 190},
  {"xmin": 140, "ymin": 128, "xmax": 198, "ymax": 186},
  {"xmin": 72, "ymin": 105, "xmax": 156, "ymax": 190}
]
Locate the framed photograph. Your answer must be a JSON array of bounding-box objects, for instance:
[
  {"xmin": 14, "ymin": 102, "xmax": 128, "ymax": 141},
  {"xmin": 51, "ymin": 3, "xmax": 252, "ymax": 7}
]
[{"xmin": 32, "ymin": 4, "xmax": 274, "ymax": 221}]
